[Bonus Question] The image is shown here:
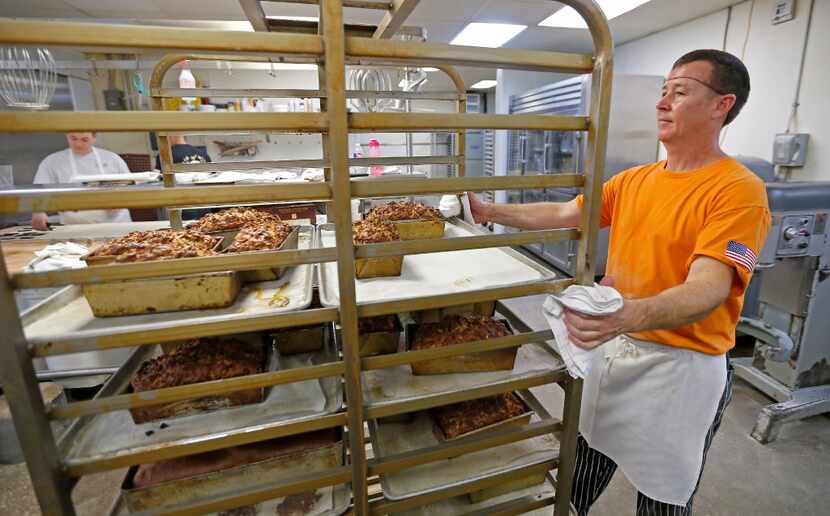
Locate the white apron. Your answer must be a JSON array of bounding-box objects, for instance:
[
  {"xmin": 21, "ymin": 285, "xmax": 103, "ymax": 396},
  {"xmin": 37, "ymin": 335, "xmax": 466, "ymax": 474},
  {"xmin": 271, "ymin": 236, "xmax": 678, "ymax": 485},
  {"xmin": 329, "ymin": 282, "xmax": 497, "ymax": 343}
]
[
  {"xmin": 579, "ymin": 334, "xmax": 727, "ymax": 506},
  {"xmin": 60, "ymin": 148, "xmax": 130, "ymax": 225}
]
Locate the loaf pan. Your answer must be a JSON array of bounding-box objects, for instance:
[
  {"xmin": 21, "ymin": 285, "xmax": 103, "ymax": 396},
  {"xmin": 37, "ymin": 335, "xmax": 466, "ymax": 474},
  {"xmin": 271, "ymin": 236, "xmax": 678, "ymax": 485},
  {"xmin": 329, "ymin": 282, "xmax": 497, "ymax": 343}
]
[
  {"xmin": 128, "ymin": 333, "xmax": 275, "ymax": 424},
  {"xmin": 406, "ymin": 319, "xmax": 517, "ymax": 375}
]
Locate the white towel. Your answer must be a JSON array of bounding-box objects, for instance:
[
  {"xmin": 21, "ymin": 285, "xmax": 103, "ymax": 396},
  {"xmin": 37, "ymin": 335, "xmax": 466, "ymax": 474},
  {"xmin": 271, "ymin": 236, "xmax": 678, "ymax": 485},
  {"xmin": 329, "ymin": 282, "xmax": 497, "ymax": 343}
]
[
  {"xmin": 26, "ymin": 242, "xmax": 90, "ymax": 272},
  {"xmin": 542, "ymin": 284, "xmax": 624, "ymax": 378},
  {"xmin": 72, "ymin": 172, "xmax": 161, "ymax": 184},
  {"xmin": 438, "ymin": 194, "xmax": 462, "ymax": 218}
]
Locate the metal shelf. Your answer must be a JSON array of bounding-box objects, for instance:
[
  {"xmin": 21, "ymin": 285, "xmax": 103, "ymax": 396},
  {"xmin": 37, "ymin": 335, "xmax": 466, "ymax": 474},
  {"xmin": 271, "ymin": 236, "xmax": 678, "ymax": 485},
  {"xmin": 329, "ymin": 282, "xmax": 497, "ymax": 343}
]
[{"xmin": 0, "ymin": 1, "xmax": 613, "ymax": 514}]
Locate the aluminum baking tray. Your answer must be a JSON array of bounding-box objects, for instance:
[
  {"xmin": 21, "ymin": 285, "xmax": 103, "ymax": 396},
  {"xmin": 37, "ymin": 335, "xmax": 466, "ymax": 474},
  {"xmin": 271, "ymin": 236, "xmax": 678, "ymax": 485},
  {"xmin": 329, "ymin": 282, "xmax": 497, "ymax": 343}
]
[
  {"xmin": 56, "ymin": 324, "xmax": 342, "ymax": 471},
  {"xmin": 108, "ymin": 483, "xmax": 351, "ymax": 516},
  {"xmin": 368, "ymin": 390, "xmax": 559, "ymax": 501},
  {"xmin": 317, "ymin": 219, "xmax": 558, "ymax": 307},
  {"xmin": 396, "ymin": 474, "xmax": 556, "ymax": 516},
  {"xmin": 120, "ymin": 428, "xmax": 343, "ymax": 512},
  {"xmin": 361, "ymin": 340, "xmax": 564, "ymax": 416},
  {"xmin": 22, "ymin": 225, "xmax": 316, "ymax": 344}
]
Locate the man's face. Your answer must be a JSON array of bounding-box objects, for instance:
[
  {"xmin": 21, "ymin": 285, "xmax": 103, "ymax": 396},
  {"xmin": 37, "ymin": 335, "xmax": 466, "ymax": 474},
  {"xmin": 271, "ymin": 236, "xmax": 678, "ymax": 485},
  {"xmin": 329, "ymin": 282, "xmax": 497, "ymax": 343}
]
[
  {"xmin": 66, "ymin": 132, "xmax": 95, "ymax": 155},
  {"xmin": 656, "ymin": 61, "xmax": 727, "ymax": 144}
]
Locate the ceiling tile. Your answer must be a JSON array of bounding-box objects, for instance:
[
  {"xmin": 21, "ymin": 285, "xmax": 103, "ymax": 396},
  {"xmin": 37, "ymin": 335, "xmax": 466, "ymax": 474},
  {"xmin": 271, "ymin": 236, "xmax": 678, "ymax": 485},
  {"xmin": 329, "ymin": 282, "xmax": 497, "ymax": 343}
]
[
  {"xmin": 155, "ymin": 0, "xmax": 245, "ymax": 20},
  {"xmin": 407, "ymin": 0, "xmax": 488, "ymax": 23},
  {"xmin": 0, "ymin": 0, "xmax": 87, "ymax": 17},
  {"xmin": 63, "ymin": 0, "xmax": 163, "ymax": 16},
  {"xmin": 423, "ymin": 22, "xmax": 466, "ymax": 44},
  {"xmin": 476, "ymin": 0, "xmax": 564, "ymax": 26}
]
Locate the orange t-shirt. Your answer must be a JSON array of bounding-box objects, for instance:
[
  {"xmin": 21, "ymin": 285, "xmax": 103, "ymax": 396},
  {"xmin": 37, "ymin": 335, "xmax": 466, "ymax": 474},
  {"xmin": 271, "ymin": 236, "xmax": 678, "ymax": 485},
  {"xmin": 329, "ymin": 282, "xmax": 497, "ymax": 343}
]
[{"xmin": 575, "ymin": 157, "xmax": 770, "ymax": 355}]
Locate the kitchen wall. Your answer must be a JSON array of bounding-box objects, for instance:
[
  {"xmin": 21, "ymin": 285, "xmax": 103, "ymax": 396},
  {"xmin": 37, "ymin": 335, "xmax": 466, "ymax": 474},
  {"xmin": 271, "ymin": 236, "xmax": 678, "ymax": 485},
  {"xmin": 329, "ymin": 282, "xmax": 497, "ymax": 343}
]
[
  {"xmin": 168, "ymin": 67, "xmax": 457, "ymax": 176},
  {"xmin": 614, "ymin": 0, "xmax": 827, "ymax": 181}
]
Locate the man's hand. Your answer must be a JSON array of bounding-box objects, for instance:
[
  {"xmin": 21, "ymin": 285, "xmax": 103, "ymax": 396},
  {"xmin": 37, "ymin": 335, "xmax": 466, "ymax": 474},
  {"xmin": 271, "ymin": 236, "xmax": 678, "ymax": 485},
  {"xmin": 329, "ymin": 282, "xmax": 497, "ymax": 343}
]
[
  {"xmin": 31, "ymin": 212, "xmax": 49, "ymax": 231},
  {"xmin": 467, "ymin": 192, "xmax": 491, "ymax": 224},
  {"xmin": 564, "ymin": 300, "xmax": 643, "ymax": 349},
  {"xmin": 563, "ymin": 276, "xmax": 643, "ymax": 349}
]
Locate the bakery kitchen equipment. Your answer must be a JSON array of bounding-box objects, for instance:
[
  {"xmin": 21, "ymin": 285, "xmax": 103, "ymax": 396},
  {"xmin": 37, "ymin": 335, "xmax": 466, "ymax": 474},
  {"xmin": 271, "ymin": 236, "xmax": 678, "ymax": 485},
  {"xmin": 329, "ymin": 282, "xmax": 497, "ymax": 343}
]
[{"xmin": 733, "ymin": 182, "xmax": 830, "ymax": 443}]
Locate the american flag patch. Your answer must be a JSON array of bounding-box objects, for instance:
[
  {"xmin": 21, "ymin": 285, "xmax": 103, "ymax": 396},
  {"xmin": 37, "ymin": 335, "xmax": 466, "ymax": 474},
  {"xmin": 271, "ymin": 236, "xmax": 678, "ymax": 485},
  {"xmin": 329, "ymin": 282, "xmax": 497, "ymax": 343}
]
[{"xmin": 725, "ymin": 240, "xmax": 757, "ymax": 271}]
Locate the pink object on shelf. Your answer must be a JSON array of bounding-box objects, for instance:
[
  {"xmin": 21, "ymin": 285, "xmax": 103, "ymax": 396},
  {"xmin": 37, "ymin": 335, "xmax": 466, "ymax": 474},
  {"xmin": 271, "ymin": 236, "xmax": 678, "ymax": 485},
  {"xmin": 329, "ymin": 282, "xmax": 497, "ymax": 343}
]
[{"xmin": 368, "ymin": 138, "xmax": 384, "ymax": 176}]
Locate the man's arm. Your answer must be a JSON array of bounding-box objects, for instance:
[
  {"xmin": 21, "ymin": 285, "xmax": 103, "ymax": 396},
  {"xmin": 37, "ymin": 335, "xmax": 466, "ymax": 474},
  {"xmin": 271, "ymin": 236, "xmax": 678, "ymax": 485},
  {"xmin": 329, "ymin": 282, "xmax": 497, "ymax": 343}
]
[
  {"xmin": 468, "ymin": 192, "xmax": 581, "ymax": 230},
  {"xmin": 564, "ymin": 256, "xmax": 735, "ymax": 348}
]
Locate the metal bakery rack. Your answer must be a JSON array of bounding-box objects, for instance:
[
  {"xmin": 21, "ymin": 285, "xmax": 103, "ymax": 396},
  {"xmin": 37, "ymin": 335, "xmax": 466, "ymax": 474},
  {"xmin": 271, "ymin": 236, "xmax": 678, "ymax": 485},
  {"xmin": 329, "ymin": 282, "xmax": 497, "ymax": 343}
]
[{"xmin": 0, "ymin": 0, "xmax": 613, "ymax": 514}]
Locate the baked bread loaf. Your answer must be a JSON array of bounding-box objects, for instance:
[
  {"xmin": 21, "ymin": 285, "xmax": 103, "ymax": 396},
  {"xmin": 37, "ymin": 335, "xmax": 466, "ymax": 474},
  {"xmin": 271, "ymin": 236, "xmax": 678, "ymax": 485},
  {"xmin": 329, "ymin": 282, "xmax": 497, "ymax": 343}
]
[
  {"xmin": 410, "ymin": 314, "xmax": 517, "ymax": 375},
  {"xmin": 131, "ymin": 338, "xmax": 264, "ymax": 393},
  {"xmin": 189, "ymin": 207, "xmax": 281, "ymax": 233},
  {"xmin": 225, "ymin": 221, "xmax": 293, "ymax": 253},
  {"xmin": 132, "ymin": 428, "xmax": 338, "ymax": 488},
  {"xmin": 129, "ymin": 337, "xmax": 265, "ymax": 423},
  {"xmin": 88, "ymin": 230, "xmax": 220, "ymax": 263},
  {"xmin": 431, "ymin": 393, "xmax": 528, "ymax": 439},
  {"xmin": 365, "ymin": 201, "xmax": 442, "ymax": 223},
  {"xmin": 413, "ymin": 314, "xmax": 512, "ymax": 349},
  {"xmin": 352, "ymin": 218, "xmax": 400, "ymax": 244}
]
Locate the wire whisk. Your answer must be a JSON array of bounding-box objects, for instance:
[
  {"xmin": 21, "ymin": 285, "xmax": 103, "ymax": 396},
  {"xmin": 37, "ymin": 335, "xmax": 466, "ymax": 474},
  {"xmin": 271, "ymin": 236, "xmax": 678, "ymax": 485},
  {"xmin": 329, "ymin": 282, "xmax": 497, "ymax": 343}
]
[{"xmin": 0, "ymin": 47, "xmax": 57, "ymax": 110}]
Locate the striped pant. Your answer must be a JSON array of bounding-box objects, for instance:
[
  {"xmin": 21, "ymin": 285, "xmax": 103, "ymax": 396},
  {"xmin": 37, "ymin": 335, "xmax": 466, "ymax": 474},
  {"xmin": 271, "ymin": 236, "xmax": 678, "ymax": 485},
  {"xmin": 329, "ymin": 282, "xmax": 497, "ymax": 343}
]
[{"xmin": 570, "ymin": 362, "xmax": 734, "ymax": 516}]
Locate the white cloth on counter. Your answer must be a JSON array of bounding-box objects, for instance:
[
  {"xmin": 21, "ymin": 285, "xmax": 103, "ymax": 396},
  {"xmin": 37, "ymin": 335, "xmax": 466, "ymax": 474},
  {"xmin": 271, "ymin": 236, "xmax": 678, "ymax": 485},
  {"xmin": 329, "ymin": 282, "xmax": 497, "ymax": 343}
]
[
  {"xmin": 177, "ymin": 170, "xmax": 302, "ymax": 184},
  {"xmin": 25, "ymin": 242, "xmax": 90, "ymax": 272},
  {"xmin": 542, "ymin": 284, "xmax": 624, "ymax": 378},
  {"xmin": 71, "ymin": 171, "xmax": 161, "ymax": 184},
  {"xmin": 301, "ymin": 168, "xmax": 325, "ymax": 182}
]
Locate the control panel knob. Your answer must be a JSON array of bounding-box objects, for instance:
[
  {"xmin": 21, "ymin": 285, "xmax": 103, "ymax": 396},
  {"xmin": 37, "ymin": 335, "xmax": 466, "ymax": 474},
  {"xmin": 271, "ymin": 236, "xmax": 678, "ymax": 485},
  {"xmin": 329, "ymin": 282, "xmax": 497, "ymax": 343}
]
[{"xmin": 783, "ymin": 226, "xmax": 799, "ymax": 240}]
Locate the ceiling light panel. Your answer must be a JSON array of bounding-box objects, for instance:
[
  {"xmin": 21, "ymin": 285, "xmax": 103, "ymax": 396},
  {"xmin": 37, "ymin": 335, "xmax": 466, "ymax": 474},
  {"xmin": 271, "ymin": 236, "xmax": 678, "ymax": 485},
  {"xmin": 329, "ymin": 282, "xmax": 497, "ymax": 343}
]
[
  {"xmin": 450, "ymin": 23, "xmax": 527, "ymax": 48},
  {"xmin": 471, "ymin": 80, "xmax": 498, "ymax": 89},
  {"xmin": 539, "ymin": 0, "xmax": 652, "ymax": 29}
]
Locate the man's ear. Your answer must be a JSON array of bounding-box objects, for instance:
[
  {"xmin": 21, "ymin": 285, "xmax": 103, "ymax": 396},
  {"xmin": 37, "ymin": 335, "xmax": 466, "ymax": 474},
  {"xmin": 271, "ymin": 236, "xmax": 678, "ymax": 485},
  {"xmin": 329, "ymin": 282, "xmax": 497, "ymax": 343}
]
[{"xmin": 714, "ymin": 93, "xmax": 736, "ymax": 122}]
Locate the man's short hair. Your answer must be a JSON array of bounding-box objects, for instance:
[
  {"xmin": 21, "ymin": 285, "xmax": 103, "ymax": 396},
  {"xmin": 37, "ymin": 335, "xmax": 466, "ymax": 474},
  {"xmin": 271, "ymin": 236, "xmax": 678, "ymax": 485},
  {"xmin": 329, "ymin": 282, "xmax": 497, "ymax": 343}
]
[{"xmin": 672, "ymin": 49, "xmax": 750, "ymax": 126}]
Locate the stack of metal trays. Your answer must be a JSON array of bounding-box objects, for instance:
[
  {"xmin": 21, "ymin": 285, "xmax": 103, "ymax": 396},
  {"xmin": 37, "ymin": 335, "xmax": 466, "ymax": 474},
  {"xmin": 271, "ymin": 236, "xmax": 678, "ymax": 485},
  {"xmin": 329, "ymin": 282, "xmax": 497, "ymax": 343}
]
[
  {"xmin": 22, "ymin": 225, "xmax": 316, "ymax": 347},
  {"xmin": 317, "ymin": 219, "xmax": 559, "ymax": 307},
  {"xmin": 55, "ymin": 326, "xmax": 342, "ymax": 488}
]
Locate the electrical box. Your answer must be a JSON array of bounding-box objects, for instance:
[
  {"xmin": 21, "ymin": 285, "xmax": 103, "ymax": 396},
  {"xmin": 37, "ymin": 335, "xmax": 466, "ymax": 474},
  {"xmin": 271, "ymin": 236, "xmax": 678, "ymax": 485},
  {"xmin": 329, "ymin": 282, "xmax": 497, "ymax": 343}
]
[
  {"xmin": 773, "ymin": 133, "xmax": 809, "ymax": 166},
  {"xmin": 772, "ymin": 0, "xmax": 796, "ymax": 25}
]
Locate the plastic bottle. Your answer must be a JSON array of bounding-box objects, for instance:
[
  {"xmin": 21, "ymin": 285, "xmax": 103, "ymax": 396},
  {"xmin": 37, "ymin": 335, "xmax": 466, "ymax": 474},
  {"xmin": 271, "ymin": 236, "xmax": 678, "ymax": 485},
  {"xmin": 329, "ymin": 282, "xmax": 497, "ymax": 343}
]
[
  {"xmin": 368, "ymin": 138, "xmax": 383, "ymax": 176},
  {"xmin": 178, "ymin": 61, "xmax": 197, "ymax": 110},
  {"xmin": 178, "ymin": 62, "xmax": 196, "ymax": 90}
]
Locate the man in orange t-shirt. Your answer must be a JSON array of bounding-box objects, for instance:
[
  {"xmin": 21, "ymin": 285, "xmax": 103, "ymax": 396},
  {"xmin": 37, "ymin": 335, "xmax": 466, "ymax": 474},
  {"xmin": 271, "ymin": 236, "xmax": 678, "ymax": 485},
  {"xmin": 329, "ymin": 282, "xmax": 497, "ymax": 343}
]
[{"xmin": 469, "ymin": 49, "xmax": 769, "ymax": 515}]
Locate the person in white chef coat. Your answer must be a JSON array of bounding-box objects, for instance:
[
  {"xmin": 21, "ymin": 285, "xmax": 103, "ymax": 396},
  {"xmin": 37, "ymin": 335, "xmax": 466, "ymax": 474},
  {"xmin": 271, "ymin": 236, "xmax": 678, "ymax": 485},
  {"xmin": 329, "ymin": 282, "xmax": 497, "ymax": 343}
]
[
  {"xmin": 469, "ymin": 49, "xmax": 770, "ymax": 515},
  {"xmin": 31, "ymin": 132, "xmax": 132, "ymax": 230}
]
